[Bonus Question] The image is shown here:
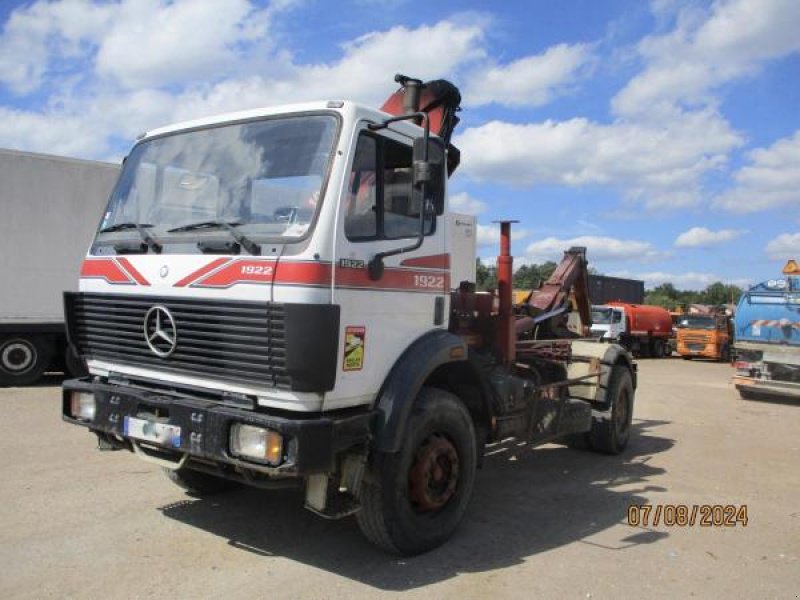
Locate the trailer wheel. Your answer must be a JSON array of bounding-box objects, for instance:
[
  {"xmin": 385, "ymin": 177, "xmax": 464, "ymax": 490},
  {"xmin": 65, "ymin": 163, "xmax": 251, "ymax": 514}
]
[
  {"xmin": 0, "ymin": 335, "xmax": 52, "ymax": 386},
  {"xmin": 589, "ymin": 366, "xmax": 634, "ymax": 455},
  {"xmin": 164, "ymin": 467, "xmax": 240, "ymax": 496},
  {"xmin": 653, "ymin": 339, "xmax": 665, "ymax": 359},
  {"xmin": 356, "ymin": 387, "xmax": 477, "ymax": 555}
]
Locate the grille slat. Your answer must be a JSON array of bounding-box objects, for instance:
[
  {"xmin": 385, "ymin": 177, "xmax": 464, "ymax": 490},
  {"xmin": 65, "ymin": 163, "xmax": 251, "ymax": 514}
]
[{"xmin": 71, "ymin": 293, "xmax": 289, "ymax": 389}]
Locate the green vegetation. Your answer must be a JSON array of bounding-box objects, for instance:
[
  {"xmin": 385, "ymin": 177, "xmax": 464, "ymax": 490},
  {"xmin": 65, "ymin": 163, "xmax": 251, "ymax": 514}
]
[
  {"xmin": 643, "ymin": 282, "xmax": 742, "ymax": 310},
  {"xmin": 475, "ymin": 258, "xmax": 743, "ymax": 308},
  {"xmin": 476, "ymin": 259, "xmax": 558, "ymax": 291}
]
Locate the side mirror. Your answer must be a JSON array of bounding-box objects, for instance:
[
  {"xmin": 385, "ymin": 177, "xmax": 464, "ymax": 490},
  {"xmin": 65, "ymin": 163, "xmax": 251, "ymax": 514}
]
[{"xmin": 412, "ymin": 136, "xmax": 446, "ymax": 215}]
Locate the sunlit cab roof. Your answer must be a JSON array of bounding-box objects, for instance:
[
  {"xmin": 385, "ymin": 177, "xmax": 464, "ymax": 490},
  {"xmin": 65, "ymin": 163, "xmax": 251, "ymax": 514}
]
[{"xmin": 140, "ymin": 101, "xmax": 423, "ymax": 141}]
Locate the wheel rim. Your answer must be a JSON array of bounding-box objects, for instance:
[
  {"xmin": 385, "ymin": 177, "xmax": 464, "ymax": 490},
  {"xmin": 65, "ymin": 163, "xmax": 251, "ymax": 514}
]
[
  {"xmin": 408, "ymin": 433, "xmax": 460, "ymax": 513},
  {"xmin": 1, "ymin": 340, "xmax": 37, "ymax": 374},
  {"xmin": 614, "ymin": 386, "xmax": 631, "ymax": 439}
]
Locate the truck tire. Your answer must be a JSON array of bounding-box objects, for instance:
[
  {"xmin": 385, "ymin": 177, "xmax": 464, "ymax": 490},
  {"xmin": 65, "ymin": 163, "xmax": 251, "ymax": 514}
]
[
  {"xmin": 164, "ymin": 467, "xmax": 240, "ymax": 496},
  {"xmin": 719, "ymin": 345, "xmax": 731, "ymax": 363},
  {"xmin": 356, "ymin": 387, "xmax": 477, "ymax": 555},
  {"xmin": 737, "ymin": 387, "xmax": 760, "ymax": 401},
  {"xmin": 0, "ymin": 335, "xmax": 53, "ymax": 386},
  {"xmin": 589, "ymin": 366, "xmax": 634, "ymax": 455},
  {"xmin": 653, "ymin": 339, "xmax": 665, "ymax": 359}
]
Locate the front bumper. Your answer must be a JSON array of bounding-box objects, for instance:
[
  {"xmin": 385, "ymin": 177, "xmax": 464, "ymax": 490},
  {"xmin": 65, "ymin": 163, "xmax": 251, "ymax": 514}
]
[
  {"xmin": 732, "ymin": 375, "xmax": 800, "ymax": 399},
  {"xmin": 63, "ymin": 378, "xmax": 375, "ymax": 477}
]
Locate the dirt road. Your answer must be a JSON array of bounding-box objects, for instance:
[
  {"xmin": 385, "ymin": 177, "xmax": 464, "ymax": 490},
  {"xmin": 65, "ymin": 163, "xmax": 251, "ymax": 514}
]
[{"xmin": 1, "ymin": 359, "xmax": 798, "ymax": 599}]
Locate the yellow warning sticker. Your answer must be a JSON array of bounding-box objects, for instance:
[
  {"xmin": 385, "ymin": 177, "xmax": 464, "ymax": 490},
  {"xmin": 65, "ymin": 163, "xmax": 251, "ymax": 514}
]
[{"xmin": 343, "ymin": 326, "xmax": 366, "ymax": 371}]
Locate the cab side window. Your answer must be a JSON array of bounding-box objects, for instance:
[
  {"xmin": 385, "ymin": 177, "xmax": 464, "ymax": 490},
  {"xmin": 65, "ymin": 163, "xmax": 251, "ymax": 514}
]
[{"xmin": 345, "ymin": 132, "xmax": 434, "ymax": 241}]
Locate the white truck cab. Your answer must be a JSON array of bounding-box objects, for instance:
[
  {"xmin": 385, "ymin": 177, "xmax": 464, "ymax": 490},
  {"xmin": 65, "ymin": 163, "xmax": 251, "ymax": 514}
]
[
  {"xmin": 72, "ymin": 101, "xmax": 462, "ymax": 412},
  {"xmin": 591, "ymin": 305, "xmax": 625, "ymax": 340}
]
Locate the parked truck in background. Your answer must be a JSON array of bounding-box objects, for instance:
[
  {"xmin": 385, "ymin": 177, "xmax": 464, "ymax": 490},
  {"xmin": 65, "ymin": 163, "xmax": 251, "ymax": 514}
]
[
  {"xmin": 676, "ymin": 311, "xmax": 733, "ymax": 362},
  {"xmin": 0, "ymin": 149, "xmax": 119, "ymax": 386},
  {"xmin": 591, "ymin": 302, "xmax": 673, "ymax": 358},
  {"xmin": 60, "ymin": 75, "xmax": 636, "ymax": 555},
  {"xmin": 732, "ymin": 260, "xmax": 800, "ymax": 401}
]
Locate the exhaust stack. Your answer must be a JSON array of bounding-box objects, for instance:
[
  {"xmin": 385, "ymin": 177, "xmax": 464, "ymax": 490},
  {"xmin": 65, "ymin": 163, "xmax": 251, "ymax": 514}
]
[{"xmin": 495, "ymin": 220, "xmax": 518, "ymax": 365}]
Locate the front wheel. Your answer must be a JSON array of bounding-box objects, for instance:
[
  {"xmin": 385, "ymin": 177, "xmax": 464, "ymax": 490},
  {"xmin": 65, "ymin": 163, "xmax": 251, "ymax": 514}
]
[
  {"xmin": 356, "ymin": 387, "xmax": 477, "ymax": 555},
  {"xmin": 719, "ymin": 345, "xmax": 731, "ymax": 363}
]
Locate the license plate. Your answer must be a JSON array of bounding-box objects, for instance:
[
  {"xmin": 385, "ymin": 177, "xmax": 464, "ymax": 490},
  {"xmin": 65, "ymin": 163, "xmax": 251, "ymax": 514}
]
[{"xmin": 124, "ymin": 416, "xmax": 181, "ymax": 448}]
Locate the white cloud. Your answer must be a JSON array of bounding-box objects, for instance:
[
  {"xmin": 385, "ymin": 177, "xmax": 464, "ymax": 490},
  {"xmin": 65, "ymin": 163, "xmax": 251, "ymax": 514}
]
[
  {"xmin": 455, "ymin": 109, "xmax": 742, "ymax": 209},
  {"xmin": 674, "ymin": 226, "xmax": 745, "ymax": 248},
  {"xmin": 95, "ymin": 0, "xmax": 271, "ymax": 89},
  {"xmin": 0, "ymin": 12, "xmax": 487, "ymax": 159},
  {"xmin": 765, "ymin": 232, "xmax": 800, "ymax": 260},
  {"xmin": 613, "ymin": 0, "xmax": 800, "ymax": 116},
  {"xmin": 449, "ymin": 191, "xmax": 487, "ymax": 214},
  {"xmin": 476, "ymin": 223, "xmax": 528, "ymax": 247},
  {"xmin": 524, "ymin": 235, "xmax": 666, "ymax": 264},
  {"xmin": 464, "ymin": 43, "xmax": 591, "ymax": 107},
  {"xmin": 713, "ymin": 130, "xmax": 800, "ymax": 213}
]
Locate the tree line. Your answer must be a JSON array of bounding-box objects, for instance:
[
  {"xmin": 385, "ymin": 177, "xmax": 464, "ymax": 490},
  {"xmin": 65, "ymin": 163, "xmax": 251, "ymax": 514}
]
[
  {"xmin": 475, "ymin": 259, "xmax": 742, "ymax": 309},
  {"xmin": 643, "ymin": 282, "xmax": 742, "ymax": 309}
]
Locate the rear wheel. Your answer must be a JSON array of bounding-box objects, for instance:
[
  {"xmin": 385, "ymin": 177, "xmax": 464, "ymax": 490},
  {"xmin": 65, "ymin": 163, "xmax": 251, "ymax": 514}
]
[
  {"xmin": 652, "ymin": 339, "xmax": 665, "ymax": 359},
  {"xmin": 356, "ymin": 387, "xmax": 477, "ymax": 555},
  {"xmin": 164, "ymin": 467, "xmax": 240, "ymax": 496},
  {"xmin": 589, "ymin": 366, "xmax": 634, "ymax": 455},
  {"xmin": 0, "ymin": 335, "xmax": 52, "ymax": 386}
]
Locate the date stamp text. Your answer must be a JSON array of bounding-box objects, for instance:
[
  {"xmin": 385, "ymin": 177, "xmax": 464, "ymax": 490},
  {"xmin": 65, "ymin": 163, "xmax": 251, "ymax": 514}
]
[{"xmin": 627, "ymin": 504, "xmax": 748, "ymax": 527}]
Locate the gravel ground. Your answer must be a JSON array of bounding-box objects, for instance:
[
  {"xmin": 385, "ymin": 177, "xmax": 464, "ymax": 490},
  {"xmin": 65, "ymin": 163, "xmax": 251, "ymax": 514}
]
[{"xmin": 1, "ymin": 358, "xmax": 798, "ymax": 599}]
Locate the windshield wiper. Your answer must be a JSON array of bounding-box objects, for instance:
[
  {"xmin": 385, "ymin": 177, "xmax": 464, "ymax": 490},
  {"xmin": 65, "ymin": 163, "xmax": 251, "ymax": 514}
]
[
  {"xmin": 167, "ymin": 220, "xmax": 261, "ymax": 255},
  {"xmin": 98, "ymin": 222, "xmax": 162, "ymax": 253}
]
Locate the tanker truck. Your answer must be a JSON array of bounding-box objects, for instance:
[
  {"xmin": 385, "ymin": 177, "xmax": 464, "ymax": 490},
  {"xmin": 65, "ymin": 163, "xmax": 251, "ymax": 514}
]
[
  {"xmin": 60, "ymin": 74, "xmax": 636, "ymax": 555},
  {"xmin": 732, "ymin": 260, "xmax": 800, "ymax": 401},
  {"xmin": 591, "ymin": 302, "xmax": 673, "ymax": 358}
]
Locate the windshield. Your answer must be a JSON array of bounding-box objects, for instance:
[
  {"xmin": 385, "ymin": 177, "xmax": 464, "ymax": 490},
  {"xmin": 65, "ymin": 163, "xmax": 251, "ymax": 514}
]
[
  {"xmin": 97, "ymin": 114, "xmax": 338, "ymax": 249},
  {"xmin": 678, "ymin": 316, "xmax": 715, "ymax": 329},
  {"xmin": 591, "ymin": 308, "xmax": 613, "ymax": 324}
]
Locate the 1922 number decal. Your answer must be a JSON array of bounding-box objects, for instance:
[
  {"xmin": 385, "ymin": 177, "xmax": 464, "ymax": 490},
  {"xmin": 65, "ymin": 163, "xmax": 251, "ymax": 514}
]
[
  {"xmin": 413, "ymin": 274, "xmax": 444, "ymax": 289},
  {"xmin": 241, "ymin": 264, "xmax": 273, "ymax": 276}
]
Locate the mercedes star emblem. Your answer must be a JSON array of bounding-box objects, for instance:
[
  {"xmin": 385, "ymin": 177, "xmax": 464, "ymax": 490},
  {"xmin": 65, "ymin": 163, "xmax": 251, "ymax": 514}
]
[
  {"xmin": 143, "ymin": 305, "xmax": 178, "ymax": 357},
  {"xmin": 160, "ymin": 265, "xmax": 169, "ymax": 278}
]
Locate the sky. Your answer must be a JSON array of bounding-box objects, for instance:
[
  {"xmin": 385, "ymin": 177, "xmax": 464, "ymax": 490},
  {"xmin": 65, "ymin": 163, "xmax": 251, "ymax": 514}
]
[{"xmin": 0, "ymin": 0, "xmax": 798, "ymax": 290}]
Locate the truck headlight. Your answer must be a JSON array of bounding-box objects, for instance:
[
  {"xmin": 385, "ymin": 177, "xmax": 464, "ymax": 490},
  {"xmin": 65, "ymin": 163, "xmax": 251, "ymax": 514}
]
[
  {"xmin": 70, "ymin": 391, "xmax": 96, "ymax": 421},
  {"xmin": 229, "ymin": 424, "xmax": 283, "ymax": 466}
]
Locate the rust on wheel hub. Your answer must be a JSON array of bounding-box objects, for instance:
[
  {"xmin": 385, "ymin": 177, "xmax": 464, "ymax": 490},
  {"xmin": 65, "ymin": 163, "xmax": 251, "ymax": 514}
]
[{"xmin": 408, "ymin": 434, "xmax": 460, "ymax": 512}]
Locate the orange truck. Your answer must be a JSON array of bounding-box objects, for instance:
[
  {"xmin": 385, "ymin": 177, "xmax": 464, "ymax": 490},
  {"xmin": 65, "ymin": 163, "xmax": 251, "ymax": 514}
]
[{"xmin": 676, "ymin": 313, "xmax": 733, "ymax": 362}]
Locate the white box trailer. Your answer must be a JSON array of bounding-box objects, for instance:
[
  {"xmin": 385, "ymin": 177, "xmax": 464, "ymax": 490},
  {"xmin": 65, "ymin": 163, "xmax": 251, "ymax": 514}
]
[{"xmin": 0, "ymin": 148, "xmax": 119, "ymax": 385}]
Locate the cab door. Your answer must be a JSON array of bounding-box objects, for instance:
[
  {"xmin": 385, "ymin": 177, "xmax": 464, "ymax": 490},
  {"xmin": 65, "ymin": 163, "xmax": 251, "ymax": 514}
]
[{"xmin": 324, "ymin": 124, "xmax": 448, "ymax": 410}]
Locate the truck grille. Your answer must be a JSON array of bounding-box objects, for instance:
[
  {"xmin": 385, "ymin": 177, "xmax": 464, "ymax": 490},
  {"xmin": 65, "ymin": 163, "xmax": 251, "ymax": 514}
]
[
  {"xmin": 682, "ymin": 334, "xmax": 709, "ymax": 342},
  {"xmin": 68, "ymin": 293, "xmax": 289, "ymax": 389}
]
